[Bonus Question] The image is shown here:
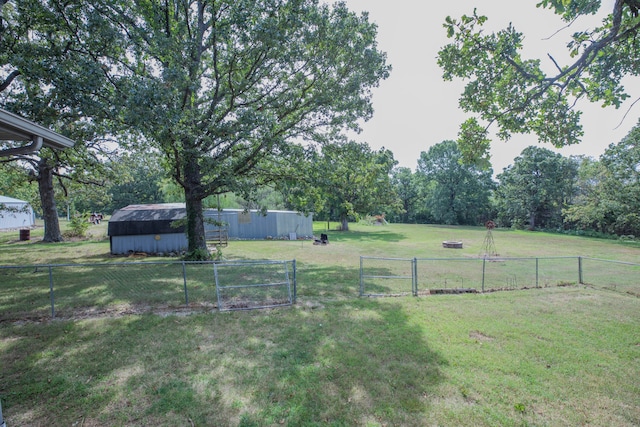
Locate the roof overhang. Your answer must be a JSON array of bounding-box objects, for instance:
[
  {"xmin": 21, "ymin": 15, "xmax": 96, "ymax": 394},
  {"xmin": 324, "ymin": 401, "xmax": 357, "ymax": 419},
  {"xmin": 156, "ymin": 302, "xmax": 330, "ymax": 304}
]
[{"xmin": 0, "ymin": 108, "xmax": 75, "ymax": 156}]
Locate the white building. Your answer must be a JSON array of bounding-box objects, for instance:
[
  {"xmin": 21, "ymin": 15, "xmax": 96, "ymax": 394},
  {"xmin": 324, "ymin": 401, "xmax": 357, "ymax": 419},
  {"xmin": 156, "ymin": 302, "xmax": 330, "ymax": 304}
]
[{"xmin": 0, "ymin": 196, "xmax": 35, "ymax": 229}]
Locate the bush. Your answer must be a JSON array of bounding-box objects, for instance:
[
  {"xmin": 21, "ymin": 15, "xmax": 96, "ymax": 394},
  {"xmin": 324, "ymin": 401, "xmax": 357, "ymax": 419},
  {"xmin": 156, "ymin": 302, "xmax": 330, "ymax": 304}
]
[{"xmin": 65, "ymin": 213, "xmax": 90, "ymax": 238}]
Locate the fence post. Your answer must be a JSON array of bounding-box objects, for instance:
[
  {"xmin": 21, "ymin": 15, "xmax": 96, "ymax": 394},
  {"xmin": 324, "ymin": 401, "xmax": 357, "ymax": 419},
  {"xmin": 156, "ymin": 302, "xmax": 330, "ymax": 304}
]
[
  {"xmin": 536, "ymin": 258, "xmax": 539, "ymax": 288},
  {"xmin": 0, "ymin": 398, "xmax": 5, "ymax": 427},
  {"xmin": 481, "ymin": 257, "xmax": 486, "ymax": 293},
  {"xmin": 214, "ymin": 263, "xmax": 221, "ymax": 310},
  {"xmin": 359, "ymin": 256, "xmax": 364, "ymax": 296},
  {"xmin": 182, "ymin": 261, "xmax": 188, "ymax": 305},
  {"xmin": 578, "ymin": 257, "xmax": 583, "ymax": 284},
  {"xmin": 292, "ymin": 259, "xmax": 297, "ymax": 303},
  {"xmin": 48, "ymin": 265, "xmax": 55, "ymax": 319},
  {"xmin": 412, "ymin": 258, "xmax": 418, "ymax": 297}
]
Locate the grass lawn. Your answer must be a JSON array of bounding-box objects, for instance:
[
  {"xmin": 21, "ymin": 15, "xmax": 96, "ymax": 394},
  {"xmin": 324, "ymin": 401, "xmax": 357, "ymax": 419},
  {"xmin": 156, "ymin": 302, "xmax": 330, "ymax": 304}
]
[{"xmin": 1, "ymin": 221, "xmax": 639, "ymax": 426}]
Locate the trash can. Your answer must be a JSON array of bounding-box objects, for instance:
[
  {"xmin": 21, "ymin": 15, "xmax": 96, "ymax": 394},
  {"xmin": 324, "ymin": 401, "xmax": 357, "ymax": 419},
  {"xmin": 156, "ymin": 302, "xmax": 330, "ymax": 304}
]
[{"xmin": 19, "ymin": 229, "xmax": 30, "ymax": 241}]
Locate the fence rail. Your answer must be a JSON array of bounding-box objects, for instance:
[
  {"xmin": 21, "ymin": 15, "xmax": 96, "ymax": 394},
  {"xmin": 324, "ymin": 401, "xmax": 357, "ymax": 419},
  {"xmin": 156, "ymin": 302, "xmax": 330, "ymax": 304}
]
[
  {"xmin": 360, "ymin": 256, "xmax": 640, "ymax": 297},
  {"xmin": 0, "ymin": 259, "xmax": 296, "ymax": 320}
]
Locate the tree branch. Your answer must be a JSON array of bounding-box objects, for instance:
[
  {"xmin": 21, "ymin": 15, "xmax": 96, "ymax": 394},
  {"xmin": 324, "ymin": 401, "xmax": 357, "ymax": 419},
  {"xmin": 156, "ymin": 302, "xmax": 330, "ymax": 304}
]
[{"xmin": 0, "ymin": 69, "xmax": 20, "ymax": 92}]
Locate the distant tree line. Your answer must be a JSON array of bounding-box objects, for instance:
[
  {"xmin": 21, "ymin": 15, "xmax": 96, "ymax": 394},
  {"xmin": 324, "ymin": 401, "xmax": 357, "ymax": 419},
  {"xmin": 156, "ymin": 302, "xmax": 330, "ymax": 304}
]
[{"xmin": 386, "ymin": 120, "xmax": 640, "ymax": 238}]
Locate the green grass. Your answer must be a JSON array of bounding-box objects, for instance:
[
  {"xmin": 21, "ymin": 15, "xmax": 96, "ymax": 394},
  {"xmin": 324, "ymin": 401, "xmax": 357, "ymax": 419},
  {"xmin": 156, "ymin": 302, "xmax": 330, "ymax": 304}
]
[{"xmin": 1, "ymin": 221, "xmax": 640, "ymax": 426}]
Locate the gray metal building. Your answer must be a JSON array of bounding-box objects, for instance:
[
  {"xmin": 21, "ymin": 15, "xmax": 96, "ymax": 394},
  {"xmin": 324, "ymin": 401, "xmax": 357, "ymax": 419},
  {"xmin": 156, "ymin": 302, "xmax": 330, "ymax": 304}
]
[
  {"xmin": 108, "ymin": 204, "xmax": 313, "ymax": 255},
  {"xmin": 204, "ymin": 208, "xmax": 313, "ymax": 240}
]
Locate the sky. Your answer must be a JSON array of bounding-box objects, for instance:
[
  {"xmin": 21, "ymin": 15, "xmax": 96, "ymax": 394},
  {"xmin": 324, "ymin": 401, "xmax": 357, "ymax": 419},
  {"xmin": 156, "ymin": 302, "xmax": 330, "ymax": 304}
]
[{"xmin": 340, "ymin": 0, "xmax": 640, "ymax": 174}]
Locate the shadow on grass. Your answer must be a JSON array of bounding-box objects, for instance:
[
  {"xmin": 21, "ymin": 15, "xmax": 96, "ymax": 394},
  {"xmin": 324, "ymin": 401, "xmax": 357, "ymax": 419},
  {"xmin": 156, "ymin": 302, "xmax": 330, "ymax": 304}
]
[
  {"xmin": 317, "ymin": 228, "xmax": 406, "ymax": 244},
  {"xmin": 0, "ymin": 239, "xmax": 114, "ymax": 266},
  {"xmin": 1, "ymin": 299, "xmax": 447, "ymax": 425},
  {"xmin": 0, "ymin": 258, "xmax": 409, "ymax": 320},
  {"xmin": 296, "ymin": 262, "xmax": 361, "ymax": 299}
]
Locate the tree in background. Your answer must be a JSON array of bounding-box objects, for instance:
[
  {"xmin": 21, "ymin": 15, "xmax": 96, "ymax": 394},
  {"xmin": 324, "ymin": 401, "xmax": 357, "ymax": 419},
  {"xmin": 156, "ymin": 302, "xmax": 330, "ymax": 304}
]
[
  {"xmin": 564, "ymin": 120, "xmax": 640, "ymax": 235},
  {"xmin": 98, "ymin": 0, "xmax": 390, "ymax": 258},
  {"xmin": 438, "ymin": 1, "xmax": 640, "ymax": 166},
  {"xmin": 389, "ymin": 167, "xmax": 421, "ymax": 223},
  {"xmin": 106, "ymin": 151, "xmax": 166, "ymax": 212},
  {"xmin": 279, "ymin": 141, "xmax": 401, "ymax": 231},
  {"xmin": 416, "ymin": 140, "xmax": 494, "ymax": 225},
  {"xmin": 495, "ymin": 146, "xmax": 578, "ymax": 229}
]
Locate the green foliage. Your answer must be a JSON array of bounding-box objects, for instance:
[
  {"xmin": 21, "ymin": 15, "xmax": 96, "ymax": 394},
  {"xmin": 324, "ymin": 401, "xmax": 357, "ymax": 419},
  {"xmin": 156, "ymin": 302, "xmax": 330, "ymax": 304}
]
[
  {"xmin": 564, "ymin": 120, "xmax": 640, "ymax": 236},
  {"xmin": 456, "ymin": 118, "xmax": 492, "ymax": 168},
  {"xmin": 495, "ymin": 146, "xmax": 578, "ymax": 229},
  {"xmin": 280, "ymin": 141, "xmax": 403, "ymax": 230},
  {"xmin": 183, "ymin": 247, "xmax": 211, "ymax": 262},
  {"xmin": 389, "ymin": 167, "xmax": 421, "ymax": 223},
  {"xmin": 416, "ymin": 140, "xmax": 495, "ymax": 225},
  {"xmin": 438, "ymin": 1, "xmax": 640, "ymax": 164},
  {"xmin": 1, "ymin": 1, "xmax": 128, "ymax": 241},
  {"xmin": 0, "ymin": 163, "xmax": 39, "ymax": 210},
  {"xmin": 65, "ymin": 212, "xmax": 90, "ymax": 238},
  {"xmin": 106, "ymin": 151, "xmax": 166, "ymax": 212}
]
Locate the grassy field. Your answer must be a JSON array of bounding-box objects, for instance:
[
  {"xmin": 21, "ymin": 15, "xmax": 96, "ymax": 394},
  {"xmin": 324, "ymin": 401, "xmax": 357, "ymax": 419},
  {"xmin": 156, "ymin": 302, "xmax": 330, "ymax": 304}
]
[{"xmin": 1, "ymin": 221, "xmax": 639, "ymax": 426}]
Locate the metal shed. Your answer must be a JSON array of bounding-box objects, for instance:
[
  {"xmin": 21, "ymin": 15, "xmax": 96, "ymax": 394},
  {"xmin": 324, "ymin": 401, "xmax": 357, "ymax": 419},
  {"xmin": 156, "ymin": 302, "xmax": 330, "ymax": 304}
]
[
  {"xmin": 108, "ymin": 204, "xmax": 313, "ymax": 254},
  {"xmin": 204, "ymin": 209, "xmax": 313, "ymax": 240},
  {"xmin": 108, "ymin": 204, "xmax": 187, "ymax": 255},
  {"xmin": 0, "ymin": 195, "xmax": 35, "ymax": 229}
]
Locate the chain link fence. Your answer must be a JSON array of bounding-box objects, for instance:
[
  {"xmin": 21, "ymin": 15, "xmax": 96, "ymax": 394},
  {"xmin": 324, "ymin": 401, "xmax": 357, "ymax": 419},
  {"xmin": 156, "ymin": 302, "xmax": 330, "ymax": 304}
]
[
  {"xmin": 0, "ymin": 260, "xmax": 296, "ymax": 320},
  {"xmin": 2, "ymin": 256, "xmax": 637, "ymax": 320},
  {"xmin": 360, "ymin": 256, "xmax": 640, "ymax": 297}
]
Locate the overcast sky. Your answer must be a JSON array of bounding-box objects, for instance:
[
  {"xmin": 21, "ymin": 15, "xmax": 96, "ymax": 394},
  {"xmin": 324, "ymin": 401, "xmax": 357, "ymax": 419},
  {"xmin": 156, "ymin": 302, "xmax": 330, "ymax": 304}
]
[{"xmin": 341, "ymin": 0, "xmax": 639, "ymax": 174}]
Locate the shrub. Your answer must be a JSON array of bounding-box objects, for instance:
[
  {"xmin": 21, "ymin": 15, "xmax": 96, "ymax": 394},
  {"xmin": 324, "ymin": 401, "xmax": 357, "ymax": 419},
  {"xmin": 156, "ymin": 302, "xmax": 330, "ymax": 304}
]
[{"xmin": 65, "ymin": 213, "xmax": 90, "ymax": 238}]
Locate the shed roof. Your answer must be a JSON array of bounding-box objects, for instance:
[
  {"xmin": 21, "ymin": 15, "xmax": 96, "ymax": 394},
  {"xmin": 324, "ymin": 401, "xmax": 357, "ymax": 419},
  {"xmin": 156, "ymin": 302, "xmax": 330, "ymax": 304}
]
[
  {"xmin": 108, "ymin": 204, "xmax": 187, "ymax": 237},
  {"xmin": 110, "ymin": 203, "xmax": 187, "ymax": 222},
  {"xmin": 0, "ymin": 195, "xmax": 28, "ymax": 204},
  {"xmin": 0, "ymin": 108, "xmax": 75, "ymax": 156}
]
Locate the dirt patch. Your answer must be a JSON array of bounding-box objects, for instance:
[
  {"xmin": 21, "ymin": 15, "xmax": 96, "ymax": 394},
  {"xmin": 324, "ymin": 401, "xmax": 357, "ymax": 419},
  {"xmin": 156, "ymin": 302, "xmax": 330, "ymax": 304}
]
[
  {"xmin": 0, "ymin": 303, "xmax": 218, "ymax": 324},
  {"xmin": 469, "ymin": 330, "xmax": 494, "ymax": 342}
]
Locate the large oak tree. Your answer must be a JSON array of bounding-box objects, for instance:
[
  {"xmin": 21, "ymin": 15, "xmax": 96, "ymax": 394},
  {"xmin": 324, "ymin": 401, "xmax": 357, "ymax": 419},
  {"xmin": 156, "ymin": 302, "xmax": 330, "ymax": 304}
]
[{"xmin": 97, "ymin": 0, "xmax": 390, "ymax": 258}]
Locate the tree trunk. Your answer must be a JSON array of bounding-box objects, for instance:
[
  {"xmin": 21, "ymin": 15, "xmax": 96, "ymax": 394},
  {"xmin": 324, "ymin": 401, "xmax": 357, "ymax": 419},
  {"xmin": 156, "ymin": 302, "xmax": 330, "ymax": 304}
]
[
  {"xmin": 183, "ymin": 151, "xmax": 208, "ymax": 259},
  {"xmin": 38, "ymin": 158, "xmax": 63, "ymax": 242},
  {"xmin": 528, "ymin": 212, "xmax": 536, "ymax": 230},
  {"xmin": 340, "ymin": 215, "xmax": 349, "ymax": 231},
  {"xmin": 185, "ymin": 190, "xmax": 207, "ymax": 258}
]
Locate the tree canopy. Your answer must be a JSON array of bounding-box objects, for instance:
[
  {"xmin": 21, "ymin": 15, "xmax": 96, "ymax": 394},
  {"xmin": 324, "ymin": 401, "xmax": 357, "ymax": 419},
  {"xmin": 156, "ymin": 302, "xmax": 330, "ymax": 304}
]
[
  {"xmin": 91, "ymin": 0, "xmax": 390, "ymax": 258},
  {"xmin": 495, "ymin": 146, "xmax": 578, "ymax": 229},
  {"xmin": 564, "ymin": 119, "xmax": 640, "ymax": 235},
  {"xmin": 416, "ymin": 140, "xmax": 494, "ymax": 225},
  {"xmin": 438, "ymin": 0, "xmax": 640, "ymax": 166},
  {"xmin": 390, "ymin": 167, "xmax": 421, "ymax": 224},
  {"xmin": 278, "ymin": 141, "xmax": 401, "ymax": 231}
]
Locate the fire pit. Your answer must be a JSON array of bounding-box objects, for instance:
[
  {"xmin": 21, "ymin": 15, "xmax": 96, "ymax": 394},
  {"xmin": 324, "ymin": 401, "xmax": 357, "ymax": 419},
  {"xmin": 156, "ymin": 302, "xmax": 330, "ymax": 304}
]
[{"xmin": 442, "ymin": 241, "xmax": 463, "ymax": 249}]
